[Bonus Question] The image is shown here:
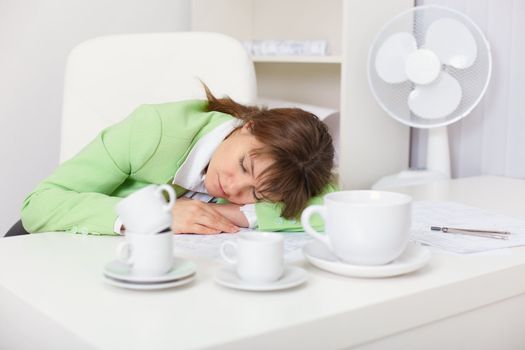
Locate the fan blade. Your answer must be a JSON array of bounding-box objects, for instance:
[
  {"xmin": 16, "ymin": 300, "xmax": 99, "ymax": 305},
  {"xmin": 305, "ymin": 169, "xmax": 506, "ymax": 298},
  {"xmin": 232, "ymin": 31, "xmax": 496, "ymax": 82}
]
[
  {"xmin": 405, "ymin": 49, "xmax": 441, "ymax": 85},
  {"xmin": 425, "ymin": 18, "xmax": 477, "ymax": 69},
  {"xmin": 375, "ymin": 32, "xmax": 417, "ymax": 83},
  {"xmin": 408, "ymin": 72, "xmax": 462, "ymax": 119}
]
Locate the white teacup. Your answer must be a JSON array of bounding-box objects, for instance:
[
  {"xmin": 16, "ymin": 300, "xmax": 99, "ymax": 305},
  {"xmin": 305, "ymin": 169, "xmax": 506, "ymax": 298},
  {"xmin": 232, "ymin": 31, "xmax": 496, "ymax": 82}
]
[
  {"xmin": 116, "ymin": 232, "xmax": 174, "ymax": 276},
  {"xmin": 116, "ymin": 184, "xmax": 176, "ymax": 234},
  {"xmin": 220, "ymin": 232, "xmax": 284, "ymax": 284},
  {"xmin": 301, "ymin": 190, "xmax": 412, "ymax": 266}
]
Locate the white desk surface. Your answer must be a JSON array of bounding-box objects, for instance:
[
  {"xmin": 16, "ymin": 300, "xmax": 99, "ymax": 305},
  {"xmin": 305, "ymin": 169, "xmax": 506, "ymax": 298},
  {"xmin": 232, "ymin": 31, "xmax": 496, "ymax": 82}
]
[{"xmin": 1, "ymin": 176, "xmax": 525, "ymax": 350}]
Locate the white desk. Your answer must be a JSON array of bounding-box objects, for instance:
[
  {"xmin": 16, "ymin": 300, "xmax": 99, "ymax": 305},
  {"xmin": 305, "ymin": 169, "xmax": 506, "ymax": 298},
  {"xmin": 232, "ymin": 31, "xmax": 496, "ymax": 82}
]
[{"xmin": 1, "ymin": 176, "xmax": 525, "ymax": 349}]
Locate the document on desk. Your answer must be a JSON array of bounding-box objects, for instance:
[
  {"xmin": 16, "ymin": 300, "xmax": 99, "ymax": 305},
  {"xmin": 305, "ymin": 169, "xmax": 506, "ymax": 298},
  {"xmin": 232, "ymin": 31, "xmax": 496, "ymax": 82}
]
[
  {"xmin": 171, "ymin": 201, "xmax": 525, "ymax": 258},
  {"xmin": 172, "ymin": 229, "xmax": 312, "ymax": 262},
  {"xmin": 411, "ymin": 201, "xmax": 525, "ymax": 254}
]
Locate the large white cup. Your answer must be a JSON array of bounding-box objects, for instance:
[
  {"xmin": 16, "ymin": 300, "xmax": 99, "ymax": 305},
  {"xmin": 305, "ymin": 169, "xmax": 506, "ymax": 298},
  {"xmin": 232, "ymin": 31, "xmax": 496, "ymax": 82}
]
[
  {"xmin": 116, "ymin": 232, "xmax": 174, "ymax": 276},
  {"xmin": 220, "ymin": 232, "xmax": 284, "ymax": 284},
  {"xmin": 116, "ymin": 184, "xmax": 176, "ymax": 234},
  {"xmin": 301, "ymin": 190, "xmax": 412, "ymax": 265}
]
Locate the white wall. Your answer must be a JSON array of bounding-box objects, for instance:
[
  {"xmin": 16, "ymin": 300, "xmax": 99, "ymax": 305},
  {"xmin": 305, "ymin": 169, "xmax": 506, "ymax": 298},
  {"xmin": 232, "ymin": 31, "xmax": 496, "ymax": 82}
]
[{"xmin": 0, "ymin": 0, "xmax": 191, "ymax": 235}]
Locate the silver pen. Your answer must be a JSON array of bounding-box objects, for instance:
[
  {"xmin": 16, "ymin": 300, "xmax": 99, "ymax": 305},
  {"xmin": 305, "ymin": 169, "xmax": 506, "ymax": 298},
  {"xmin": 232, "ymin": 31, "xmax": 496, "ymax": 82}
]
[{"xmin": 430, "ymin": 226, "xmax": 511, "ymax": 240}]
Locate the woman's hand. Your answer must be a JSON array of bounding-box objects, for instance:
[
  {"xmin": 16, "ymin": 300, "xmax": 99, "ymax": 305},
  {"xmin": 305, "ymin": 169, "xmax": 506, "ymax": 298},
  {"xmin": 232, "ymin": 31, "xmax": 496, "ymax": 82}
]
[{"xmin": 170, "ymin": 198, "xmax": 240, "ymax": 234}]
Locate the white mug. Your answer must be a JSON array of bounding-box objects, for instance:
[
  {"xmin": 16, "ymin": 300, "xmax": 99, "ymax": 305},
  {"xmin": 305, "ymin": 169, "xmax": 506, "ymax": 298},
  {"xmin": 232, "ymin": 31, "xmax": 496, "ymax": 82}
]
[
  {"xmin": 116, "ymin": 232, "xmax": 174, "ymax": 276},
  {"xmin": 116, "ymin": 184, "xmax": 176, "ymax": 234},
  {"xmin": 220, "ymin": 232, "xmax": 284, "ymax": 284},
  {"xmin": 301, "ymin": 190, "xmax": 412, "ymax": 265}
]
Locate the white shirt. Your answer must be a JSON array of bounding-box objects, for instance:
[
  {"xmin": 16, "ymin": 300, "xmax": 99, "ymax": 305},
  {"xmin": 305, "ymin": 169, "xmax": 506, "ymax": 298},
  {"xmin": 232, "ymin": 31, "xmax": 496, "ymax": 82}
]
[{"xmin": 114, "ymin": 119, "xmax": 257, "ymax": 234}]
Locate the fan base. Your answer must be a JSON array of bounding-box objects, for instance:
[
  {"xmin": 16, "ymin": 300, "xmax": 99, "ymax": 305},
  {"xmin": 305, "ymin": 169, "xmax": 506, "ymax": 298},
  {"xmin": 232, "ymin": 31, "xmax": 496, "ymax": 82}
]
[{"xmin": 371, "ymin": 169, "xmax": 449, "ymax": 190}]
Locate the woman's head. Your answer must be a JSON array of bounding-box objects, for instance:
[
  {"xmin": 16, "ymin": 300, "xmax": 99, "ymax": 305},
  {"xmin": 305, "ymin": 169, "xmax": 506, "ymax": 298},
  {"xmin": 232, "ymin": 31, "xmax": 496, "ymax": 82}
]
[
  {"xmin": 203, "ymin": 85, "xmax": 334, "ymax": 219},
  {"xmin": 205, "ymin": 122, "xmax": 274, "ymax": 205}
]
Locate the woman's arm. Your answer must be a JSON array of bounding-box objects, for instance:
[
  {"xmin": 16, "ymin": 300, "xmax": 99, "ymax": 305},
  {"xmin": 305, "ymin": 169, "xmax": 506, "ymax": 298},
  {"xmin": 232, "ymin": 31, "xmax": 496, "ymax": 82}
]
[
  {"xmin": 169, "ymin": 197, "xmax": 245, "ymax": 234},
  {"xmin": 21, "ymin": 105, "xmax": 161, "ymax": 235},
  {"xmin": 211, "ymin": 203, "xmax": 249, "ymax": 228},
  {"xmin": 255, "ymin": 182, "xmax": 339, "ymax": 232}
]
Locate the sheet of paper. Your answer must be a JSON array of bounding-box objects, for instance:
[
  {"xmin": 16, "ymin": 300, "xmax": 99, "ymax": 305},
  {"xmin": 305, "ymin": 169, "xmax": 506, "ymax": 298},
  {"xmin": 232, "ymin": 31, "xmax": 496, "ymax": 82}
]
[
  {"xmin": 411, "ymin": 201, "xmax": 525, "ymax": 253},
  {"xmin": 171, "ymin": 201, "xmax": 525, "ymax": 259},
  {"xmin": 172, "ymin": 229, "xmax": 312, "ymax": 262}
]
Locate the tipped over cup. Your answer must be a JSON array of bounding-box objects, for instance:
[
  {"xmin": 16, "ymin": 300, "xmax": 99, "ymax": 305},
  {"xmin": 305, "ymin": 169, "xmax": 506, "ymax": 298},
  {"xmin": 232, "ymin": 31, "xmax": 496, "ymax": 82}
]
[{"xmin": 116, "ymin": 184, "xmax": 176, "ymax": 234}]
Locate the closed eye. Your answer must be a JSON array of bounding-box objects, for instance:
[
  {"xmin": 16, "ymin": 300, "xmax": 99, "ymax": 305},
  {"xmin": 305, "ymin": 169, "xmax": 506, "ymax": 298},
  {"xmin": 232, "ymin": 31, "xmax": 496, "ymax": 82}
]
[
  {"xmin": 239, "ymin": 156, "xmax": 247, "ymax": 173},
  {"xmin": 240, "ymin": 156, "xmax": 262, "ymax": 201},
  {"xmin": 239, "ymin": 156, "xmax": 248, "ymax": 173}
]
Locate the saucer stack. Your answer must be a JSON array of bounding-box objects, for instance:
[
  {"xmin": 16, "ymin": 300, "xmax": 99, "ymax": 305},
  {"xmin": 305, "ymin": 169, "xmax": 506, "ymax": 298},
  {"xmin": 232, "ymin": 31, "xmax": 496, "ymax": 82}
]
[{"xmin": 103, "ymin": 257, "xmax": 196, "ymax": 290}]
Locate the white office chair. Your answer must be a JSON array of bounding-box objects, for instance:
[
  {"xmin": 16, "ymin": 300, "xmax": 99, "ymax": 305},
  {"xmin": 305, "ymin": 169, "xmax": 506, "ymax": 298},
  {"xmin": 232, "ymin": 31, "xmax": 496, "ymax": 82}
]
[
  {"xmin": 5, "ymin": 32, "xmax": 256, "ymax": 237},
  {"xmin": 60, "ymin": 31, "xmax": 257, "ymax": 163}
]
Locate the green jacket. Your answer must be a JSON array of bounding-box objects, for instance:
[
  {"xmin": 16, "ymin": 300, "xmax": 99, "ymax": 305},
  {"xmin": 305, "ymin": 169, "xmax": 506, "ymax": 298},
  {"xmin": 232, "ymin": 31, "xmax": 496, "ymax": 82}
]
[{"xmin": 21, "ymin": 100, "xmax": 334, "ymax": 235}]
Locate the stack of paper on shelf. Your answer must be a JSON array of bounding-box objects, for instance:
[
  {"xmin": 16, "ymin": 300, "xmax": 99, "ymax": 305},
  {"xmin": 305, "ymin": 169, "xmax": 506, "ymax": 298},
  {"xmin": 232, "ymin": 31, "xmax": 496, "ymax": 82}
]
[{"xmin": 243, "ymin": 40, "xmax": 328, "ymax": 56}]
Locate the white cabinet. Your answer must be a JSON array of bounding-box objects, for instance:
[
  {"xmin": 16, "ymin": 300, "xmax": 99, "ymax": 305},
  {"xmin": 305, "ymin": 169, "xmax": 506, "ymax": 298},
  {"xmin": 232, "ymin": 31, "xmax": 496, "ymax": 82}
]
[{"xmin": 192, "ymin": 0, "xmax": 413, "ymax": 189}]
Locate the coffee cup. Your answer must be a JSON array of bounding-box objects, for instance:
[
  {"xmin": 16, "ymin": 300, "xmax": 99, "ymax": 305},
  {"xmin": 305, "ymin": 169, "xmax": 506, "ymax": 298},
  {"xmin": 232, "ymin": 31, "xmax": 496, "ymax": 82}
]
[
  {"xmin": 116, "ymin": 184, "xmax": 176, "ymax": 234},
  {"xmin": 220, "ymin": 232, "xmax": 284, "ymax": 284},
  {"xmin": 116, "ymin": 232, "xmax": 174, "ymax": 276},
  {"xmin": 301, "ymin": 190, "xmax": 412, "ymax": 265}
]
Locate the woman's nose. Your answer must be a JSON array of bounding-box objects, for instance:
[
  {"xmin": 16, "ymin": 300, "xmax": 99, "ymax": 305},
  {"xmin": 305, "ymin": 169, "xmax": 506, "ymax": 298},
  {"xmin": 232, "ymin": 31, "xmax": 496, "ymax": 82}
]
[{"xmin": 229, "ymin": 174, "xmax": 253, "ymax": 197}]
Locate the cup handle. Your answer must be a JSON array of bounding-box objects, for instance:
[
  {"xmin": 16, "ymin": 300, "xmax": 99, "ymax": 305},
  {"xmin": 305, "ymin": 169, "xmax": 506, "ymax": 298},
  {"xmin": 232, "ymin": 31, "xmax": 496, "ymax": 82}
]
[
  {"xmin": 301, "ymin": 205, "xmax": 332, "ymax": 249},
  {"xmin": 116, "ymin": 242, "xmax": 133, "ymax": 265},
  {"xmin": 220, "ymin": 241, "xmax": 238, "ymax": 264},
  {"xmin": 157, "ymin": 184, "xmax": 176, "ymax": 212}
]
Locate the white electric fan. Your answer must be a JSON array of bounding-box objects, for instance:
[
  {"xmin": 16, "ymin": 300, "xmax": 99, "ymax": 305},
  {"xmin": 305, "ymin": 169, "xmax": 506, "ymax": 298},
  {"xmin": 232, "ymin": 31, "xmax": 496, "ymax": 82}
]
[{"xmin": 368, "ymin": 5, "xmax": 492, "ymax": 189}]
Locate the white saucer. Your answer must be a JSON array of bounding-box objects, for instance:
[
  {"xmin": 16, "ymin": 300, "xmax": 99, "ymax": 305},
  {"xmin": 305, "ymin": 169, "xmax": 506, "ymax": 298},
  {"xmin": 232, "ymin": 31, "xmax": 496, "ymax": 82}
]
[
  {"xmin": 303, "ymin": 241, "xmax": 431, "ymax": 278},
  {"xmin": 103, "ymin": 257, "xmax": 196, "ymax": 283},
  {"xmin": 103, "ymin": 274, "xmax": 195, "ymax": 290},
  {"xmin": 214, "ymin": 266, "xmax": 308, "ymax": 292}
]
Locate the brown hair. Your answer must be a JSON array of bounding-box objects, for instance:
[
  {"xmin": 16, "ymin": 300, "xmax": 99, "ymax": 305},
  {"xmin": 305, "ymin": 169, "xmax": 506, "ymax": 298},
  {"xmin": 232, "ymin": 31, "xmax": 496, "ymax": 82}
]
[{"xmin": 203, "ymin": 84, "xmax": 334, "ymax": 219}]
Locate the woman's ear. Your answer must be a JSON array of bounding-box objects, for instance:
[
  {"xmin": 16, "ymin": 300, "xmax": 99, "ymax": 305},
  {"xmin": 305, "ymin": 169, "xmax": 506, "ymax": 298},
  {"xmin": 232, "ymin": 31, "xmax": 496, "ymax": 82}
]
[{"xmin": 241, "ymin": 121, "xmax": 254, "ymax": 134}]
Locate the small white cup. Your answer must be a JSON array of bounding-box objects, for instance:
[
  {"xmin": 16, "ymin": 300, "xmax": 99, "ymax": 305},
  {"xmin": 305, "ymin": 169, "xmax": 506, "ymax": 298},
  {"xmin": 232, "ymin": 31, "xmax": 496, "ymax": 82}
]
[
  {"xmin": 116, "ymin": 184, "xmax": 176, "ymax": 234},
  {"xmin": 301, "ymin": 190, "xmax": 412, "ymax": 266},
  {"xmin": 116, "ymin": 232, "xmax": 174, "ymax": 276},
  {"xmin": 220, "ymin": 232, "xmax": 284, "ymax": 284}
]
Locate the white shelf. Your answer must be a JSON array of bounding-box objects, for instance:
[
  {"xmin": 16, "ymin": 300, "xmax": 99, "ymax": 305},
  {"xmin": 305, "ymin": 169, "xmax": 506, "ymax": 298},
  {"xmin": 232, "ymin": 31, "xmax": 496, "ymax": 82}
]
[{"xmin": 252, "ymin": 55, "xmax": 342, "ymax": 64}]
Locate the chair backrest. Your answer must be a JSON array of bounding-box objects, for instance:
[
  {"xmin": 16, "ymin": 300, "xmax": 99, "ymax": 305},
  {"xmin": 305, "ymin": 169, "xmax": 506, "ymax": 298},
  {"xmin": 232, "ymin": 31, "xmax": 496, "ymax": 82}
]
[{"xmin": 60, "ymin": 32, "xmax": 257, "ymax": 162}]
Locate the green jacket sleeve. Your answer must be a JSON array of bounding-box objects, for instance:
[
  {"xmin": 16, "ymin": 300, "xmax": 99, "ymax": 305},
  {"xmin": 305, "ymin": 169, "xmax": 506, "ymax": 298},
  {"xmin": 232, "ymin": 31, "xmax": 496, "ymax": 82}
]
[
  {"xmin": 255, "ymin": 182, "xmax": 338, "ymax": 232},
  {"xmin": 21, "ymin": 105, "xmax": 161, "ymax": 235}
]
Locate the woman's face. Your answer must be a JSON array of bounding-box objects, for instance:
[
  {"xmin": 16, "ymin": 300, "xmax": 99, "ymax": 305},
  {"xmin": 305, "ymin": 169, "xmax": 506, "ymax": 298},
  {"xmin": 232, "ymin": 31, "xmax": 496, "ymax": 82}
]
[{"xmin": 205, "ymin": 124, "xmax": 273, "ymax": 204}]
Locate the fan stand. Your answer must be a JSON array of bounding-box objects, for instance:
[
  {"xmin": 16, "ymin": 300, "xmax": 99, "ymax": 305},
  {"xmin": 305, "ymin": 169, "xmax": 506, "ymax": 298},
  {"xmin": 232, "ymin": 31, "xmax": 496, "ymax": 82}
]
[
  {"xmin": 426, "ymin": 126, "xmax": 451, "ymax": 177},
  {"xmin": 372, "ymin": 126, "xmax": 451, "ymax": 190}
]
